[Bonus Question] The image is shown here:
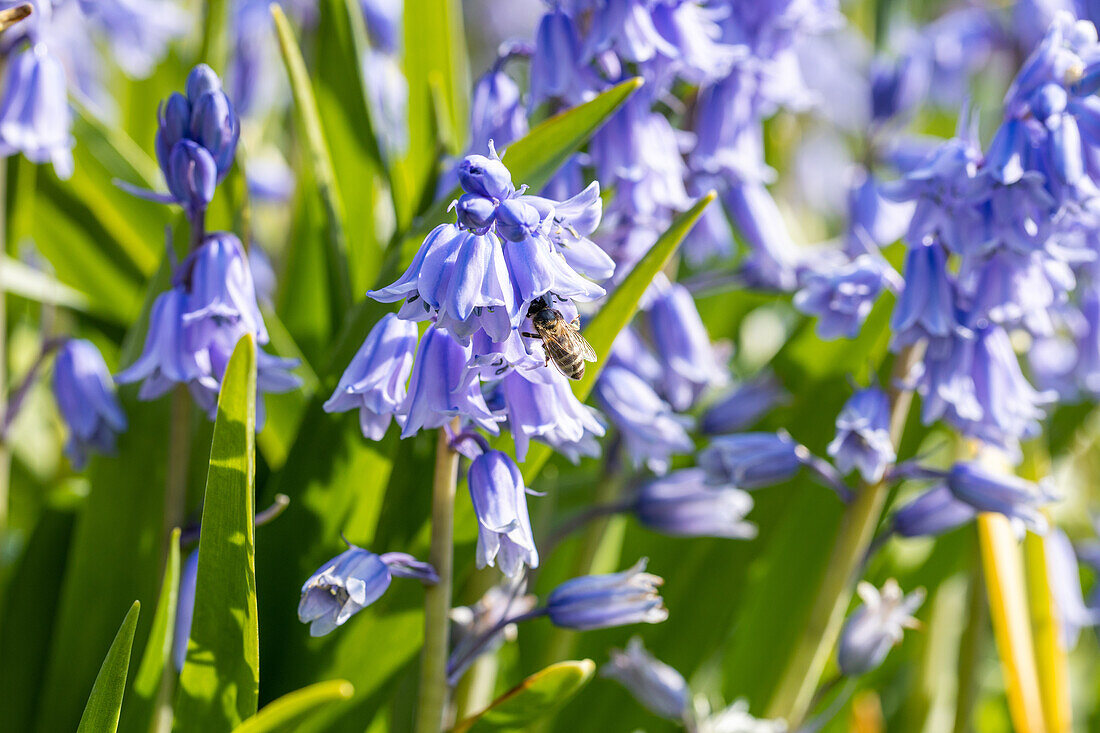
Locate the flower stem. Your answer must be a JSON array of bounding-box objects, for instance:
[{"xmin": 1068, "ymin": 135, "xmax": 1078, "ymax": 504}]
[
  {"xmin": 164, "ymin": 385, "xmax": 192, "ymax": 542},
  {"xmin": 765, "ymin": 344, "xmax": 921, "ymax": 726},
  {"xmin": 978, "ymin": 509, "xmax": 1047, "ymax": 732},
  {"xmin": 415, "ymin": 419, "xmax": 462, "ymax": 733}
]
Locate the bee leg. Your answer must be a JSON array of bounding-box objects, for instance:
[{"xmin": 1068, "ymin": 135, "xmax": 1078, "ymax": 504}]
[
  {"xmin": 544, "ymin": 355, "xmax": 551, "ymax": 367},
  {"xmin": 521, "ymin": 331, "xmax": 539, "ymax": 339},
  {"xmin": 570, "ymin": 316, "xmax": 580, "ymax": 329}
]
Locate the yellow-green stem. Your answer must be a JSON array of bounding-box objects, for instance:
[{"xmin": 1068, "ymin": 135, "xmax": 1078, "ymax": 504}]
[
  {"xmin": 415, "ymin": 420, "xmax": 461, "ymax": 733},
  {"xmin": 765, "ymin": 344, "xmax": 921, "ymax": 726},
  {"xmin": 952, "ymin": 568, "xmax": 986, "ymax": 733},
  {"xmin": 978, "ymin": 510, "xmax": 1047, "ymax": 733},
  {"xmin": 1024, "ymin": 525, "xmax": 1070, "ymax": 733},
  {"xmin": 164, "ymin": 384, "xmax": 192, "ymax": 544}
]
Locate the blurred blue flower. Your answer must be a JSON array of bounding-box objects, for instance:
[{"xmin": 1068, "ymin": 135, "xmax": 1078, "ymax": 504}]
[
  {"xmin": 723, "ymin": 182, "xmax": 800, "ymax": 291},
  {"xmin": 467, "ymin": 450, "xmax": 538, "ymax": 577},
  {"xmin": 915, "ymin": 323, "xmax": 1049, "ymax": 456},
  {"xmin": 470, "ymin": 62, "xmax": 527, "ymax": 151},
  {"xmin": 76, "ymin": 0, "xmax": 188, "ymax": 78},
  {"xmin": 647, "ymin": 275, "xmax": 728, "ymax": 410},
  {"xmin": 701, "ymin": 372, "xmax": 787, "ymax": 435},
  {"xmin": 298, "ymin": 545, "xmax": 438, "ymax": 637},
  {"xmin": 699, "ymin": 431, "xmax": 803, "ymax": 490},
  {"xmin": 529, "ymin": 8, "xmax": 599, "ymax": 109},
  {"xmin": 547, "ymin": 558, "xmax": 668, "ymax": 631},
  {"xmin": 52, "ymin": 339, "xmax": 127, "ymax": 469},
  {"xmin": 324, "ymin": 313, "xmax": 418, "ymax": 440},
  {"xmin": 892, "ymin": 484, "xmax": 977, "ymax": 538},
  {"xmin": 602, "ymin": 637, "xmax": 690, "ymax": 722},
  {"xmin": 0, "ymin": 44, "xmax": 73, "ymax": 178},
  {"xmin": 173, "ymin": 549, "xmax": 199, "ymax": 671},
  {"xmin": 828, "ymin": 385, "xmax": 895, "ymax": 483},
  {"xmin": 891, "ymin": 241, "xmax": 957, "ymax": 349},
  {"xmin": 633, "ymin": 468, "xmax": 756, "ymax": 540},
  {"xmin": 1043, "ymin": 528, "xmax": 1100, "ymax": 647},
  {"xmin": 795, "ymin": 255, "xmax": 898, "ymax": 341},
  {"xmin": 595, "ymin": 364, "xmax": 693, "ymax": 474},
  {"xmin": 946, "ymin": 461, "xmax": 1057, "ymax": 532},
  {"xmin": 838, "ymin": 579, "xmax": 924, "ymax": 676}
]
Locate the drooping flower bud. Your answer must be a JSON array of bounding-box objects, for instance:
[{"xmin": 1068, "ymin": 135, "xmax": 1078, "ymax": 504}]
[
  {"xmin": 547, "ymin": 559, "xmax": 668, "ymax": 631},
  {"xmin": 467, "ymin": 450, "xmax": 538, "ymax": 577},
  {"xmin": 602, "ymin": 637, "xmax": 690, "ymax": 722},
  {"xmin": 52, "ymin": 339, "xmax": 128, "ymax": 469},
  {"xmin": 457, "ymin": 151, "xmax": 515, "ymax": 201}
]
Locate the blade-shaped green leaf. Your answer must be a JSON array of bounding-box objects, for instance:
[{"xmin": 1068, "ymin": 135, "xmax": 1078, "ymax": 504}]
[
  {"xmin": 0, "ymin": 254, "xmax": 92, "ymax": 312},
  {"xmin": 118, "ymin": 528, "xmax": 181, "ymax": 733},
  {"xmin": 271, "ymin": 3, "xmax": 354, "ymax": 319},
  {"xmin": 0, "ymin": 505, "xmax": 76, "ymax": 731},
  {"xmin": 392, "ymin": 0, "xmax": 468, "ymax": 227},
  {"xmin": 453, "ymin": 660, "xmax": 596, "ymax": 733},
  {"xmin": 518, "ymin": 191, "xmax": 716, "ymax": 483},
  {"xmin": 76, "ymin": 601, "xmax": 141, "ymax": 733},
  {"xmin": 175, "ymin": 335, "xmax": 259, "ymax": 730},
  {"xmin": 313, "ymin": 0, "xmax": 389, "ymax": 293},
  {"xmin": 233, "ymin": 680, "xmax": 355, "ymax": 733}
]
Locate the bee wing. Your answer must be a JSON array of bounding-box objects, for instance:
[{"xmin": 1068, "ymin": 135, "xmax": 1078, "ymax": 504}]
[{"xmin": 549, "ymin": 327, "xmax": 597, "ymax": 363}]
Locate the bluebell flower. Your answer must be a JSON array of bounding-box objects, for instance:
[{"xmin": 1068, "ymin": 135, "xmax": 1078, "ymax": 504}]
[
  {"xmin": 701, "ymin": 372, "xmax": 787, "ymax": 435},
  {"xmin": 837, "ymin": 579, "xmax": 924, "ymax": 676},
  {"xmin": 646, "ymin": 275, "xmax": 727, "ymax": 410},
  {"xmin": 582, "ymin": 0, "xmax": 677, "ymax": 66},
  {"xmin": 400, "ymin": 324, "xmax": 501, "ymax": 437},
  {"xmin": 1075, "ymin": 285, "xmax": 1100, "ymax": 394},
  {"xmin": 945, "ymin": 461, "xmax": 1057, "ymax": 533},
  {"xmin": 892, "ymin": 484, "xmax": 977, "ymax": 538},
  {"xmin": 547, "ymin": 558, "xmax": 669, "ymax": 631},
  {"xmin": 52, "ymin": 339, "xmax": 127, "ymax": 469},
  {"xmin": 594, "ymin": 365, "xmax": 694, "ymax": 474},
  {"xmin": 116, "ymin": 288, "xmax": 213, "ymax": 400},
  {"xmin": 1044, "ymin": 528, "xmax": 1100, "ymax": 648},
  {"xmin": 522, "ymin": 182, "xmax": 615, "ymax": 281},
  {"xmin": 698, "ymin": 432, "xmax": 803, "ymax": 490},
  {"xmin": 795, "ymin": 255, "xmax": 898, "ymax": 341},
  {"xmin": 363, "ymin": 48, "xmax": 409, "ymax": 159},
  {"xmin": 633, "ymin": 468, "xmax": 756, "ymax": 540},
  {"xmin": 891, "ymin": 241, "xmax": 957, "ymax": 348},
  {"xmin": 179, "ymin": 232, "xmax": 268, "ymax": 345},
  {"xmin": 723, "ymin": 182, "xmax": 800, "ymax": 292},
  {"xmin": 360, "ymin": 0, "xmax": 403, "ymax": 55},
  {"xmin": 467, "ymin": 450, "xmax": 538, "ymax": 577},
  {"xmin": 844, "ymin": 172, "xmax": 914, "ymax": 256},
  {"xmin": 76, "ymin": 0, "xmax": 188, "ymax": 79},
  {"xmin": 298, "ymin": 545, "xmax": 438, "ymax": 636},
  {"xmin": 470, "ymin": 63, "xmax": 527, "ymax": 151},
  {"xmin": 0, "ymin": 44, "xmax": 73, "ymax": 178},
  {"xmin": 602, "ymin": 637, "xmax": 690, "ymax": 722},
  {"xmin": 828, "ymin": 386, "xmax": 895, "ymax": 483},
  {"xmin": 497, "ymin": 367, "xmax": 605, "ymax": 462},
  {"xmin": 916, "ymin": 323, "xmax": 1049, "ymax": 456},
  {"xmin": 682, "ymin": 179, "xmax": 734, "ymax": 265},
  {"xmin": 324, "ymin": 314, "xmax": 418, "ymax": 440},
  {"xmin": 529, "ymin": 8, "xmax": 599, "ymax": 109},
  {"xmin": 649, "ymin": 0, "xmax": 740, "ymax": 86}
]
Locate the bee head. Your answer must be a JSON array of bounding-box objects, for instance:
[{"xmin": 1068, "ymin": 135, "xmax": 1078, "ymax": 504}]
[{"xmin": 531, "ymin": 308, "xmax": 561, "ymax": 328}]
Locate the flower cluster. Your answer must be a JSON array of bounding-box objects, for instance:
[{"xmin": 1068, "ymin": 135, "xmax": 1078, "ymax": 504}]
[{"xmin": 117, "ymin": 66, "xmax": 300, "ymax": 423}]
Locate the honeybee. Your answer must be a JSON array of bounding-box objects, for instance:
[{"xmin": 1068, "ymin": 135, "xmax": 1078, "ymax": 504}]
[{"xmin": 523, "ymin": 301, "xmax": 597, "ymax": 380}]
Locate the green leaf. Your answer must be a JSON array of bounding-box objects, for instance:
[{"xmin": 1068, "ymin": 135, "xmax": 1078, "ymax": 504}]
[
  {"xmin": 199, "ymin": 0, "xmax": 232, "ymax": 73},
  {"xmin": 118, "ymin": 529, "xmax": 181, "ymax": 733},
  {"xmin": 76, "ymin": 601, "xmax": 141, "ymax": 733},
  {"xmin": 175, "ymin": 335, "xmax": 260, "ymax": 731},
  {"xmin": 0, "ymin": 254, "xmax": 92, "ymax": 313},
  {"xmin": 392, "ymin": 0, "xmax": 468, "ymax": 227},
  {"xmin": 313, "ymin": 0, "xmax": 389, "ymax": 293},
  {"xmin": 233, "ymin": 680, "xmax": 355, "ymax": 733},
  {"xmin": 519, "ymin": 190, "xmax": 716, "ymax": 482},
  {"xmin": 453, "ymin": 660, "xmax": 596, "ymax": 733},
  {"xmin": 271, "ymin": 3, "xmax": 354, "ymax": 319},
  {"xmin": 0, "ymin": 505, "xmax": 76, "ymax": 731}
]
